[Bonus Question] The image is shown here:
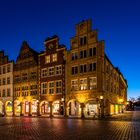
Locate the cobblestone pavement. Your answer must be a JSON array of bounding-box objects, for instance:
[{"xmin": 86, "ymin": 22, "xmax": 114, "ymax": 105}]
[{"xmin": 0, "ymin": 111, "xmax": 140, "ymax": 140}]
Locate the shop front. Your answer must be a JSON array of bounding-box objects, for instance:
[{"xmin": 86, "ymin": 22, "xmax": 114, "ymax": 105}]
[
  {"xmin": 5, "ymin": 101, "xmax": 13, "ymax": 116},
  {"xmin": 115, "ymin": 104, "xmax": 119, "ymax": 114},
  {"xmin": 40, "ymin": 101, "xmax": 50, "ymax": 116},
  {"xmin": 110, "ymin": 104, "xmax": 115, "ymax": 115},
  {"xmin": 85, "ymin": 100, "xmax": 98, "ymax": 117},
  {"xmin": 0, "ymin": 101, "xmax": 4, "ymax": 116},
  {"xmin": 31, "ymin": 100, "xmax": 38, "ymax": 116},
  {"xmin": 68, "ymin": 100, "xmax": 80, "ymax": 117},
  {"xmin": 24, "ymin": 101, "xmax": 30, "ymax": 116},
  {"xmin": 14, "ymin": 100, "xmax": 21, "ymax": 116},
  {"xmin": 53, "ymin": 100, "xmax": 61, "ymax": 116}
]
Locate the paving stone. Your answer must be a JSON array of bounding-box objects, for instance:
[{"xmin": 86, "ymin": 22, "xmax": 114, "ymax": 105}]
[{"xmin": 0, "ymin": 111, "xmax": 139, "ymax": 140}]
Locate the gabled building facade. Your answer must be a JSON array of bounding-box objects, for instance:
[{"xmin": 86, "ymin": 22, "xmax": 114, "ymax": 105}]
[
  {"xmin": 38, "ymin": 35, "xmax": 66, "ymax": 117},
  {"xmin": 0, "ymin": 51, "xmax": 14, "ymax": 116},
  {"xmin": 65, "ymin": 19, "xmax": 127, "ymax": 118},
  {"xmin": 13, "ymin": 41, "xmax": 39, "ymax": 116},
  {"xmin": 0, "ymin": 19, "xmax": 127, "ymax": 118}
]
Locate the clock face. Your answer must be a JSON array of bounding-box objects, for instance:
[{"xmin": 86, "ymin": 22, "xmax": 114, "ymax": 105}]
[{"xmin": 48, "ymin": 43, "xmax": 54, "ymax": 49}]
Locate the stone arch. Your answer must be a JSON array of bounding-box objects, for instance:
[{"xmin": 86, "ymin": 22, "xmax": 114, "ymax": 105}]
[
  {"xmin": 5, "ymin": 100, "xmax": 13, "ymax": 116},
  {"xmin": 14, "ymin": 100, "xmax": 21, "ymax": 116},
  {"xmin": 0, "ymin": 101, "xmax": 4, "ymax": 116},
  {"xmin": 40, "ymin": 100, "xmax": 50, "ymax": 116},
  {"xmin": 67, "ymin": 99, "xmax": 80, "ymax": 117},
  {"xmin": 84, "ymin": 98, "xmax": 99, "ymax": 117}
]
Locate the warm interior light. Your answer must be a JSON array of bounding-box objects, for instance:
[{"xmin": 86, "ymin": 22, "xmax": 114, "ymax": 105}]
[{"xmin": 100, "ymin": 96, "xmax": 103, "ymax": 99}]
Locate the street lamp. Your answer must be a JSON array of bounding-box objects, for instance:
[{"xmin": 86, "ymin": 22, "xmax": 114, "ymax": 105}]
[
  {"xmin": 100, "ymin": 95, "xmax": 105, "ymax": 118},
  {"xmin": 61, "ymin": 97, "xmax": 65, "ymax": 116}
]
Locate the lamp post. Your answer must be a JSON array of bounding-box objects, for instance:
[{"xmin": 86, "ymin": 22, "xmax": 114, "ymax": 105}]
[
  {"xmin": 100, "ymin": 96, "xmax": 105, "ymax": 118},
  {"xmin": 61, "ymin": 97, "xmax": 65, "ymax": 116}
]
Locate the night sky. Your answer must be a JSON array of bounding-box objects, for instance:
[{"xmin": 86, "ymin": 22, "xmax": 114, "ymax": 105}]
[{"xmin": 0, "ymin": 0, "xmax": 139, "ymax": 99}]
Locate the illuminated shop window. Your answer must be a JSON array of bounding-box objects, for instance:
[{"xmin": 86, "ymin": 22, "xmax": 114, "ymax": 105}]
[
  {"xmin": 53, "ymin": 101, "xmax": 60, "ymax": 114},
  {"xmin": 71, "ymin": 79, "xmax": 78, "ymax": 91},
  {"xmin": 89, "ymin": 77, "xmax": 97, "ymax": 89},
  {"xmin": 79, "ymin": 78, "xmax": 87, "ymax": 90}
]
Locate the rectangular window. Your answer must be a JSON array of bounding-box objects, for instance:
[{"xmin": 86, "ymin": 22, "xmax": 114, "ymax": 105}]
[
  {"xmin": 7, "ymin": 64, "xmax": 11, "ymax": 73},
  {"xmin": 3, "ymin": 78, "xmax": 6, "ymax": 85},
  {"xmin": 49, "ymin": 81, "xmax": 54, "ymax": 94},
  {"xmin": 22, "ymin": 73, "xmax": 28, "ymax": 81},
  {"xmin": 56, "ymin": 81, "xmax": 62, "ymax": 94},
  {"xmin": 80, "ymin": 50, "xmax": 86, "ymax": 58},
  {"xmin": 72, "ymin": 66, "xmax": 78, "ymax": 75},
  {"xmin": 7, "ymin": 89, "xmax": 10, "ymax": 97},
  {"xmin": 7, "ymin": 77, "xmax": 10, "ymax": 84},
  {"xmin": 56, "ymin": 65, "xmax": 62, "ymax": 75},
  {"xmin": 52, "ymin": 53, "xmax": 57, "ymax": 62},
  {"xmin": 89, "ymin": 77, "xmax": 97, "ymax": 89},
  {"xmin": 80, "ymin": 36, "xmax": 87, "ymax": 46},
  {"xmin": 89, "ymin": 47, "xmax": 96, "ymax": 56},
  {"xmin": 80, "ymin": 64, "xmax": 87, "ymax": 73},
  {"xmin": 71, "ymin": 79, "xmax": 78, "ymax": 91},
  {"xmin": 30, "ymin": 72, "xmax": 37, "ymax": 80},
  {"xmin": 41, "ymin": 68, "xmax": 47, "ymax": 77},
  {"xmin": 15, "ymin": 75, "xmax": 21, "ymax": 83},
  {"xmin": 3, "ymin": 66, "xmax": 6, "ymax": 74},
  {"xmin": 2, "ymin": 89, "xmax": 5, "ymax": 97},
  {"xmin": 71, "ymin": 52, "xmax": 78, "ymax": 60},
  {"xmin": 89, "ymin": 63, "xmax": 96, "ymax": 71},
  {"xmin": 45, "ymin": 55, "xmax": 50, "ymax": 63},
  {"xmin": 41, "ymin": 82, "xmax": 47, "ymax": 94},
  {"xmin": 48, "ymin": 67, "xmax": 54, "ymax": 76},
  {"xmin": 80, "ymin": 78, "xmax": 87, "ymax": 90}
]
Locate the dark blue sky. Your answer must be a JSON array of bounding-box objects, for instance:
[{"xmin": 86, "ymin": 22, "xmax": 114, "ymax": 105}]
[{"xmin": 0, "ymin": 0, "xmax": 139, "ymax": 99}]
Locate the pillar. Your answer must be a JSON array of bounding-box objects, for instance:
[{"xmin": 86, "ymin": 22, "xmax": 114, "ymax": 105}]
[
  {"xmin": 20, "ymin": 102, "xmax": 23, "ymax": 116},
  {"xmin": 29, "ymin": 102, "xmax": 32, "ymax": 116},
  {"xmin": 81, "ymin": 103, "xmax": 85, "ymax": 118},
  {"xmin": 49, "ymin": 101, "xmax": 53, "ymax": 118},
  {"xmin": 37, "ymin": 102, "xmax": 41, "ymax": 116}
]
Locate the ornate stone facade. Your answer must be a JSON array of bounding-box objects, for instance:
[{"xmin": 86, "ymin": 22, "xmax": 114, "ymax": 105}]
[
  {"xmin": 0, "ymin": 51, "xmax": 14, "ymax": 116},
  {"xmin": 13, "ymin": 41, "xmax": 39, "ymax": 116}
]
